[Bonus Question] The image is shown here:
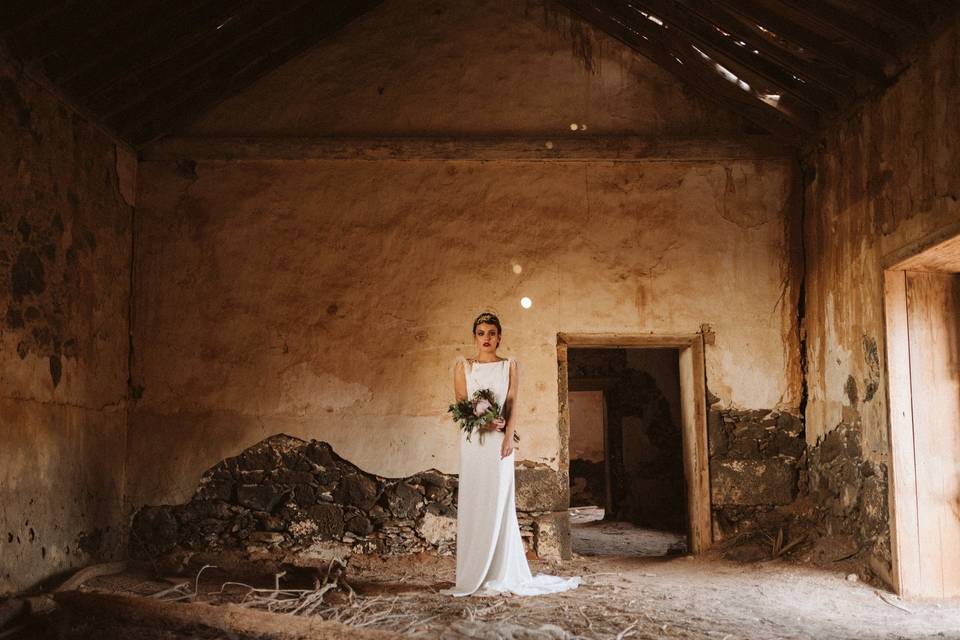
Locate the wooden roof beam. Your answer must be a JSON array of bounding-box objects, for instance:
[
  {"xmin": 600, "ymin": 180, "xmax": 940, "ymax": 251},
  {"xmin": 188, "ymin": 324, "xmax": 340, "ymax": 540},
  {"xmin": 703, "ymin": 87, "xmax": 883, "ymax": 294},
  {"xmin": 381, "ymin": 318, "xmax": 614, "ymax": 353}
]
[
  {"xmin": 83, "ymin": 0, "xmax": 284, "ymax": 117},
  {"xmin": 557, "ymin": 0, "xmax": 811, "ymax": 142},
  {"xmin": 712, "ymin": 0, "xmax": 887, "ymax": 83},
  {"xmin": 121, "ymin": 0, "xmax": 385, "ymax": 145},
  {"xmin": 674, "ymin": 0, "xmax": 854, "ymax": 101},
  {"xmin": 56, "ymin": 0, "xmax": 250, "ymax": 94},
  {"xmin": 772, "ymin": 0, "xmax": 900, "ymax": 69},
  {"xmin": 628, "ymin": 0, "xmax": 837, "ymax": 114}
]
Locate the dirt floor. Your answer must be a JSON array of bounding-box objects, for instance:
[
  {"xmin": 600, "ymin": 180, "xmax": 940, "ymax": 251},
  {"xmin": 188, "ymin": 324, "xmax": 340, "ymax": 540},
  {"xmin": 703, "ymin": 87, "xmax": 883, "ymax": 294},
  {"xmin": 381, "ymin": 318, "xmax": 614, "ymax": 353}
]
[{"xmin": 16, "ymin": 510, "xmax": 960, "ymax": 639}]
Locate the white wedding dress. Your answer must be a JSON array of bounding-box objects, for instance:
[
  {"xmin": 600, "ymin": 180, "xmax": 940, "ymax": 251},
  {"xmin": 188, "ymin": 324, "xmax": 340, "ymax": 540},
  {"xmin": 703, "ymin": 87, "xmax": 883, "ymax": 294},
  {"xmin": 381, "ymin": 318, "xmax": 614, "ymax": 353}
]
[{"xmin": 440, "ymin": 356, "xmax": 581, "ymax": 597}]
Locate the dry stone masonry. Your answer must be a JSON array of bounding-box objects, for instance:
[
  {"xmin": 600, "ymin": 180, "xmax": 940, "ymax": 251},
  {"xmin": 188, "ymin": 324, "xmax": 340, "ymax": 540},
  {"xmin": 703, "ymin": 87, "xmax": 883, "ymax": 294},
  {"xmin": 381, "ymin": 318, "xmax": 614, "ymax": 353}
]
[
  {"xmin": 131, "ymin": 435, "xmax": 565, "ymax": 562},
  {"xmin": 708, "ymin": 408, "xmax": 806, "ymax": 541}
]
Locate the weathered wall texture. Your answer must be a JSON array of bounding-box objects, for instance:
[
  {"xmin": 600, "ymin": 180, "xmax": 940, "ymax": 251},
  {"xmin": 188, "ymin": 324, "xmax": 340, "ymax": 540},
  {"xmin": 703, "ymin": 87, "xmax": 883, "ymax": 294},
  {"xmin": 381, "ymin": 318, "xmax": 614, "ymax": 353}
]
[
  {"xmin": 129, "ymin": 157, "xmax": 800, "ymax": 512},
  {"xmin": 0, "ymin": 57, "xmax": 132, "ymax": 595},
  {"xmin": 186, "ymin": 0, "xmax": 751, "ymax": 138},
  {"xmin": 802, "ymin": 17, "xmax": 960, "ymax": 569},
  {"xmin": 128, "ymin": 0, "xmax": 801, "ymax": 519}
]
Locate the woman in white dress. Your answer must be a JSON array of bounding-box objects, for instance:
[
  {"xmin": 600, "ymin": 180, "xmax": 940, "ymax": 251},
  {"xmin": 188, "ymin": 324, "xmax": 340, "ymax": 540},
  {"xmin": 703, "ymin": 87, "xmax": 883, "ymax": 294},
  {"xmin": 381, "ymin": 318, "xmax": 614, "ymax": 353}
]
[{"xmin": 440, "ymin": 312, "xmax": 581, "ymax": 597}]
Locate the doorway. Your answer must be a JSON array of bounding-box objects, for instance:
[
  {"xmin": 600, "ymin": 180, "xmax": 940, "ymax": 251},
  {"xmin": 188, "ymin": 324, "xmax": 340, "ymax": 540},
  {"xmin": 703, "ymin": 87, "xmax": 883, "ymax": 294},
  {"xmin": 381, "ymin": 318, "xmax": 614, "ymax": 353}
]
[
  {"xmin": 557, "ymin": 333, "xmax": 711, "ymax": 557},
  {"xmin": 883, "ymin": 228, "xmax": 960, "ymax": 598}
]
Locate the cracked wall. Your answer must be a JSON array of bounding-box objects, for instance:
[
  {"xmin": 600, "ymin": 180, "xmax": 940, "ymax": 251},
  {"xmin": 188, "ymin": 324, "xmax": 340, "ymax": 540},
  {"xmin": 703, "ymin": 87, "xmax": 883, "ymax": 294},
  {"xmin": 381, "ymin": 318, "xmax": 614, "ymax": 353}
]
[
  {"xmin": 802, "ymin": 16, "xmax": 960, "ymax": 577},
  {"xmin": 127, "ymin": 0, "xmax": 801, "ymax": 518},
  {"xmin": 0, "ymin": 57, "xmax": 132, "ymax": 595}
]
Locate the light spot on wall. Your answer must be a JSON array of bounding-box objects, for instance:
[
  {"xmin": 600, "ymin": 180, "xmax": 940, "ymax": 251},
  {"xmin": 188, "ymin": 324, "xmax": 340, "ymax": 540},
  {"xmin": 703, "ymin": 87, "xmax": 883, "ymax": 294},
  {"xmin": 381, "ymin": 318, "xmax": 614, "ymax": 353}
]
[
  {"xmin": 512, "ymin": 263, "xmax": 522, "ymax": 274},
  {"xmin": 520, "ymin": 297, "xmax": 533, "ymax": 309}
]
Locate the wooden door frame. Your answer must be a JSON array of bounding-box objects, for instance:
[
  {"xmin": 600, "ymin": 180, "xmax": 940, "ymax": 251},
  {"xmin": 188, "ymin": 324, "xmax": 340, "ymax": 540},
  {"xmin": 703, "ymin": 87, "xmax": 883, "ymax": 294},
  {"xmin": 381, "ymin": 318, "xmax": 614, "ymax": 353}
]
[
  {"xmin": 882, "ymin": 223, "xmax": 960, "ymax": 597},
  {"xmin": 557, "ymin": 332, "xmax": 712, "ymax": 553}
]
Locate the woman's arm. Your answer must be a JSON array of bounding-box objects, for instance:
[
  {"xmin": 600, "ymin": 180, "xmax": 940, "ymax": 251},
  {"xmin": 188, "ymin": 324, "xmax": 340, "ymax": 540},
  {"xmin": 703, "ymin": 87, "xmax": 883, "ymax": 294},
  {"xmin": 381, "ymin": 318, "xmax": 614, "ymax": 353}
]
[
  {"xmin": 453, "ymin": 359, "xmax": 467, "ymax": 402},
  {"xmin": 500, "ymin": 360, "xmax": 518, "ymax": 458}
]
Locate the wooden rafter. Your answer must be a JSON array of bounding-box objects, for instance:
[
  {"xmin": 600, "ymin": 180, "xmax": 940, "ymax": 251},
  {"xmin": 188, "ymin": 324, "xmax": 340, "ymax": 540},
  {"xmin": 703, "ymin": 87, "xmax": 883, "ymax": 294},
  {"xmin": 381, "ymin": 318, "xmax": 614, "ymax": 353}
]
[
  {"xmin": 769, "ymin": 0, "xmax": 899, "ymax": 67},
  {"xmin": 57, "ymin": 0, "xmax": 253, "ymax": 94},
  {"xmin": 712, "ymin": 0, "xmax": 887, "ymax": 83},
  {"xmin": 26, "ymin": 0, "xmax": 167, "ymax": 67},
  {"xmin": 675, "ymin": 0, "xmax": 855, "ymax": 100},
  {"xmin": 90, "ymin": 0, "xmax": 300, "ymax": 118},
  {"xmin": 121, "ymin": 1, "xmax": 385, "ymax": 145},
  {"xmin": 557, "ymin": 0, "xmax": 813, "ymax": 141},
  {"xmin": 628, "ymin": 0, "xmax": 837, "ymax": 113}
]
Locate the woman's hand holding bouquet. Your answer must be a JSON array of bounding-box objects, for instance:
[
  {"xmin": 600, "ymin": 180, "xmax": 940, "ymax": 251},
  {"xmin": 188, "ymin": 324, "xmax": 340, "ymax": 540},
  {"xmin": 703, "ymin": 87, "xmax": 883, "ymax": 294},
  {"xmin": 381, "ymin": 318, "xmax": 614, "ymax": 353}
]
[{"xmin": 448, "ymin": 389, "xmax": 519, "ymax": 444}]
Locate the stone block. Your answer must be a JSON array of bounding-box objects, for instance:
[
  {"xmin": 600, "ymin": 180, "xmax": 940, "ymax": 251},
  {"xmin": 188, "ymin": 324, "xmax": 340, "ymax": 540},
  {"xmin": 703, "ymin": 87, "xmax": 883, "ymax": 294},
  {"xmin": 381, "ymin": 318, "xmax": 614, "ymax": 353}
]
[
  {"xmin": 533, "ymin": 511, "xmax": 570, "ymax": 560},
  {"xmin": 710, "ymin": 459, "xmax": 797, "ymax": 506},
  {"xmin": 419, "ymin": 510, "xmax": 457, "ymax": 546},
  {"xmin": 516, "ymin": 465, "xmax": 568, "ymax": 511}
]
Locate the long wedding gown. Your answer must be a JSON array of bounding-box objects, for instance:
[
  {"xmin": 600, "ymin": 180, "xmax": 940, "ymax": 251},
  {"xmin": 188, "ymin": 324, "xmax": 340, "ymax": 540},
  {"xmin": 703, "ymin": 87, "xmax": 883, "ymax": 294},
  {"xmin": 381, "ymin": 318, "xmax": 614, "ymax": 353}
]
[{"xmin": 440, "ymin": 356, "xmax": 581, "ymax": 597}]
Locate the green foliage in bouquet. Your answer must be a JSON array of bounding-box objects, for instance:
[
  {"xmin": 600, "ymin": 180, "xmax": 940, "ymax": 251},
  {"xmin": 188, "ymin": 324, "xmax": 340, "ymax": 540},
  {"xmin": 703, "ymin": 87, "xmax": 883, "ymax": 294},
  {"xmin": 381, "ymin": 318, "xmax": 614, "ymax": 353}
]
[{"xmin": 448, "ymin": 388, "xmax": 520, "ymax": 445}]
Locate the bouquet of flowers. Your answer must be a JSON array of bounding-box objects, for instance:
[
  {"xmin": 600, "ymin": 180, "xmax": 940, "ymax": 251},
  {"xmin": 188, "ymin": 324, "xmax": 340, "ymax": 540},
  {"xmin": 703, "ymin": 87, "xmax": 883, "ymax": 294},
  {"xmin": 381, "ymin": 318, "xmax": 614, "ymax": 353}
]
[{"xmin": 448, "ymin": 389, "xmax": 520, "ymax": 444}]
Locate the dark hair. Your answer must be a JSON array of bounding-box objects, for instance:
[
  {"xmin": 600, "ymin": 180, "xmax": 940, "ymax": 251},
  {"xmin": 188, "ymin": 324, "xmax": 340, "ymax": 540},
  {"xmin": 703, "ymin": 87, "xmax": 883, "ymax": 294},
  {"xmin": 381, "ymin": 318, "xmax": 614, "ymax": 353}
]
[{"xmin": 472, "ymin": 312, "xmax": 502, "ymax": 336}]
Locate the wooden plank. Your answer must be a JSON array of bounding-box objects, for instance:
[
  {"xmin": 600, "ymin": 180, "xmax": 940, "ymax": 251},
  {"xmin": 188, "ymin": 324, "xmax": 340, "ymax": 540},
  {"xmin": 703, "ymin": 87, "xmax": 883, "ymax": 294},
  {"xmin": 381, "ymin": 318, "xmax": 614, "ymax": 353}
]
[
  {"xmin": 118, "ymin": 1, "xmax": 384, "ymax": 145},
  {"xmin": 631, "ymin": 0, "xmax": 838, "ymax": 114},
  {"xmin": 78, "ymin": 0, "xmax": 274, "ymax": 110},
  {"xmin": 50, "ymin": 0, "xmax": 236, "ymax": 87},
  {"xmin": 558, "ymin": 0, "xmax": 812, "ymax": 141},
  {"xmin": 884, "ymin": 222, "xmax": 960, "ymax": 270},
  {"xmin": 141, "ymin": 135, "xmax": 794, "ymax": 163},
  {"xmin": 558, "ymin": 333, "xmax": 699, "ymax": 348},
  {"xmin": 712, "ymin": 0, "xmax": 887, "ymax": 83},
  {"xmin": 594, "ymin": 0, "xmax": 820, "ymax": 133},
  {"xmin": 905, "ymin": 271, "xmax": 960, "ymax": 597},
  {"xmin": 676, "ymin": 0, "xmax": 855, "ymax": 100},
  {"xmin": 678, "ymin": 338, "xmax": 712, "ymax": 553},
  {"xmin": 54, "ymin": 591, "xmax": 401, "ymax": 639},
  {"xmin": 894, "ymin": 235, "xmax": 960, "ymax": 273},
  {"xmin": 602, "ymin": 392, "xmax": 613, "ymax": 514},
  {"xmin": 883, "ymin": 269, "xmax": 920, "ymax": 596},
  {"xmin": 5, "ymin": 0, "xmax": 124, "ymax": 63},
  {"xmin": 557, "ymin": 341, "xmax": 571, "ymax": 473},
  {"xmin": 774, "ymin": 0, "xmax": 900, "ymax": 63}
]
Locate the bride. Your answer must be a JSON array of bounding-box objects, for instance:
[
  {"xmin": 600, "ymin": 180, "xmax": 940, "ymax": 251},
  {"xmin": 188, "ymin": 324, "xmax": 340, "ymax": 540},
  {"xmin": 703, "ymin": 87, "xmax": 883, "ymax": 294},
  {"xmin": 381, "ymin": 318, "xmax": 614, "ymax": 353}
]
[{"xmin": 440, "ymin": 311, "xmax": 581, "ymax": 597}]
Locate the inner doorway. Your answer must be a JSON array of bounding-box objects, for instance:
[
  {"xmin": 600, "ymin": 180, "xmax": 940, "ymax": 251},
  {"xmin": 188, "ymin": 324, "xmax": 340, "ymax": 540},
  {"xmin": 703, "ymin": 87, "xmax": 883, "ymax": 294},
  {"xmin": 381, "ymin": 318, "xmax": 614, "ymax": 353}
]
[
  {"xmin": 883, "ymin": 228, "xmax": 960, "ymax": 598},
  {"xmin": 558, "ymin": 334, "xmax": 711, "ymax": 558}
]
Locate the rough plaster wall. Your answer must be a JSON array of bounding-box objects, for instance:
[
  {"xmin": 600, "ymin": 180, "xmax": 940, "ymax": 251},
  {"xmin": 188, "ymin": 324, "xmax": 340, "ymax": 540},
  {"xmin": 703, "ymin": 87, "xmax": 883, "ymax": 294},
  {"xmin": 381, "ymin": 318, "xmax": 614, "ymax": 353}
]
[
  {"xmin": 0, "ymin": 58, "xmax": 132, "ymax": 595},
  {"xmin": 185, "ymin": 0, "xmax": 750, "ymax": 137},
  {"xmin": 569, "ymin": 390, "xmax": 603, "ymax": 463},
  {"xmin": 804, "ymin": 18, "xmax": 960, "ymax": 453},
  {"xmin": 803, "ymin": 17, "xmax": 960, "ymax": 566},
  {"xmin": 128, "ymin": 157, "xmax": 799, "ymax": 511}
]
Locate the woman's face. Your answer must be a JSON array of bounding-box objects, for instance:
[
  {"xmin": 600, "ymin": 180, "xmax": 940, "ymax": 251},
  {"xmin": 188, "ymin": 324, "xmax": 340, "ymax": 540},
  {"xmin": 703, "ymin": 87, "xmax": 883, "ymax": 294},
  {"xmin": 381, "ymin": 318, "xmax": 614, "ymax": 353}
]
[{"xmin": 474, "ymin": 322, "xmax": 501, "ymax": 355}]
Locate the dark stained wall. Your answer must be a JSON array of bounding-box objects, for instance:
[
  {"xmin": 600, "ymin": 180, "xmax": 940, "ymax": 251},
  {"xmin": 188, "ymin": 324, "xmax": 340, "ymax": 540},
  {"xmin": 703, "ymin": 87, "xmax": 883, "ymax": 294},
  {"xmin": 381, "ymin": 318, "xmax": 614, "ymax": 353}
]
[
  {"xmin": 0, "ymin": 56, "xmax": 133, "ymax": 595},
  {"xmin": 802, "ymin": 16, "xmax": 960, "ymax": 577}
]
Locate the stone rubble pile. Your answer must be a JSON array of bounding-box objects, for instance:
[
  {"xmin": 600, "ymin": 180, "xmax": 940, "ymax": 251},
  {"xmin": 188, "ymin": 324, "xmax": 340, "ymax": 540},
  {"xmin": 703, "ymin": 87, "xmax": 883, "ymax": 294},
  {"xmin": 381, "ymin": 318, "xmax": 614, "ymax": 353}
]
[{"xmin": 131, "ymin": 434, "xmax": 477, "ymax": 559}]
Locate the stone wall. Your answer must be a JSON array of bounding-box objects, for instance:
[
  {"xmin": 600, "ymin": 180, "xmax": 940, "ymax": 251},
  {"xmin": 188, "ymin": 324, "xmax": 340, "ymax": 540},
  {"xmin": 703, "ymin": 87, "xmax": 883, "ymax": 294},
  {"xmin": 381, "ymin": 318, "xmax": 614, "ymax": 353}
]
[
  {"xmin": 708, "ymin": 408, "xmax": 805, "ymax": 543},
  {"xmin": 802, "ymin": 16, "xmax": 960, "ymax": 577},
  {"xmin": 0, "ymin": 56, "xmax": 133, "ymax": 595},
  {"xmin": 132, "ymin": 434, "xmax": 568, "ymax": 562}
]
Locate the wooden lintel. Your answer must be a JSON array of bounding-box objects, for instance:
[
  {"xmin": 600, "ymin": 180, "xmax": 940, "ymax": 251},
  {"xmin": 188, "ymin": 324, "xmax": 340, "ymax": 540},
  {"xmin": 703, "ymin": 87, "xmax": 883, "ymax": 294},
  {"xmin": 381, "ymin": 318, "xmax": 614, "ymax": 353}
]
[
  {"xmin": 141, "ymin": 135, "xmax": 795, "ymax": 163},
  {"xmin": 557, "ymin": 333, "xmax": 702, "ymax": 348}
]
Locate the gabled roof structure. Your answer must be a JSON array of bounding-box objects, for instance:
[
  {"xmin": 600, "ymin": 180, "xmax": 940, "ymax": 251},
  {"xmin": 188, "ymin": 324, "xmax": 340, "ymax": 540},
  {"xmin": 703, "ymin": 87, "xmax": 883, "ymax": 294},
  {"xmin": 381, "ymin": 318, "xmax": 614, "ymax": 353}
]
[
  {"xmin": 0, "ymin": 0, "xmax": 953, "ymax": 146},
  {"xmin": 556, "ymin": 0, "xmax": 954, "ymax": 142}
]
